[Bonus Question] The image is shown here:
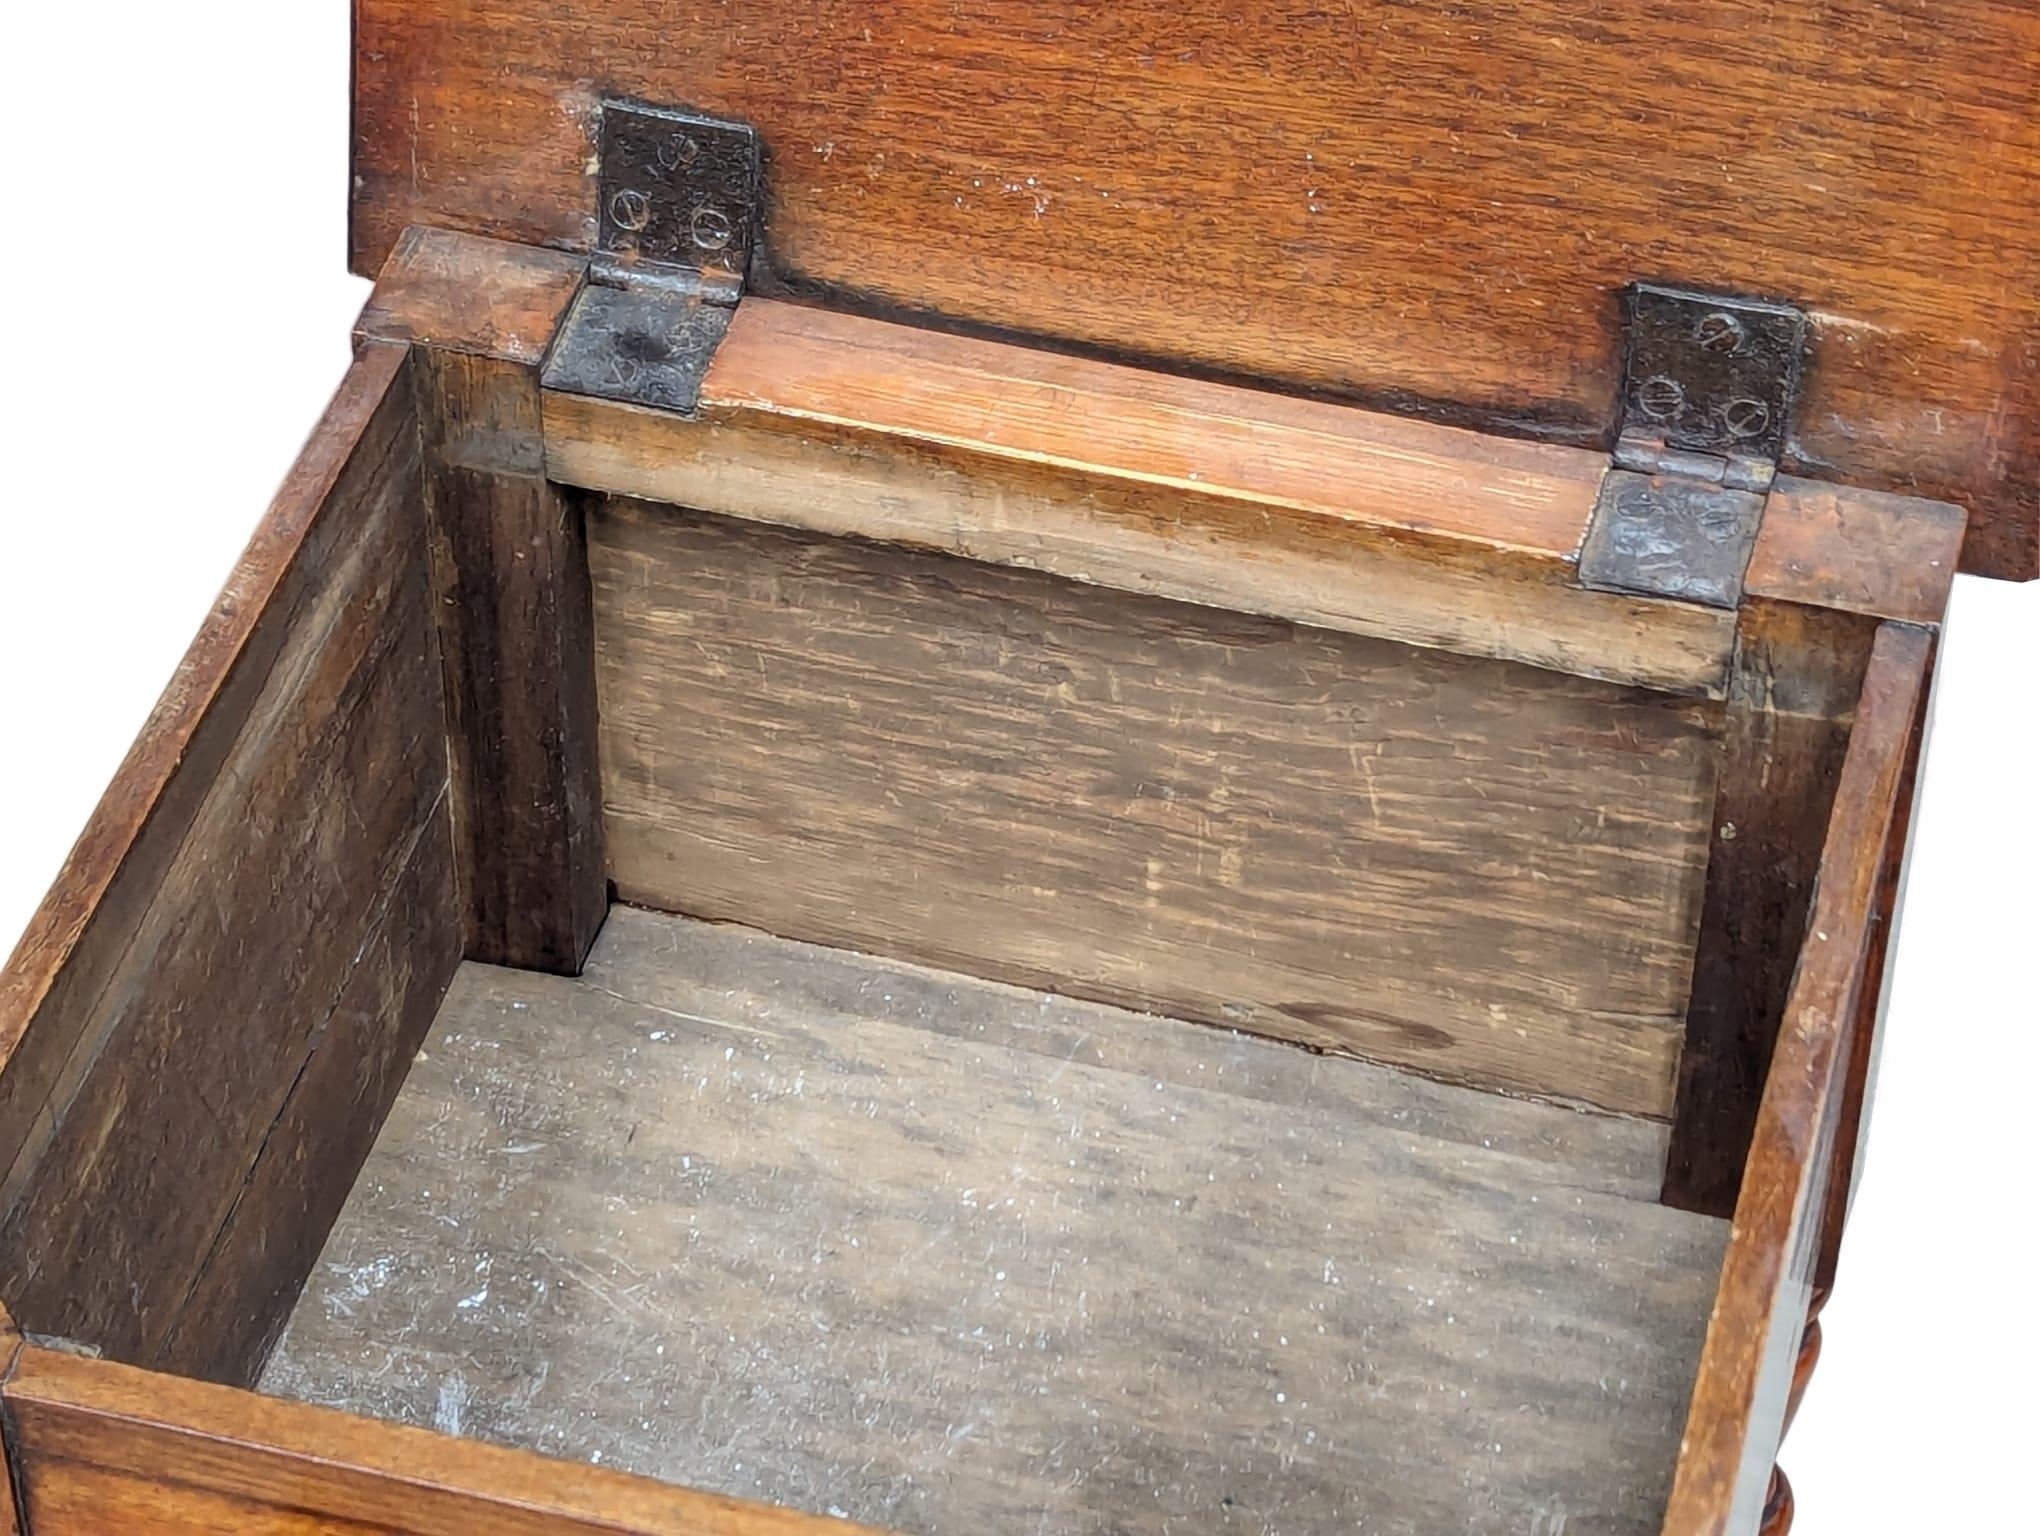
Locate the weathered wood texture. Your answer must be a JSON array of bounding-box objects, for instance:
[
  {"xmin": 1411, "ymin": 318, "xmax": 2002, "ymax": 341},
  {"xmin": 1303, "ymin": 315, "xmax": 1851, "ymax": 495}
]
[
  {"xmin": 1816, "ymin": 633, "xmax": 1937, "ymax": 1294},
  {"xmin": 1745, "ymin": 478, "xmax": 1968, "ymax": 626},
  {"xmin": 353, "ymin": 3, "xmax": 2040, "ymax": 579},
  {"xmin": 412, "ymin": 307, "xmax": 607, "ymax": 976},
  {"xmin": 1, "ymin": 1344, "xmax": 871, "ymax": 1536},
  {"xmin": 358, "ymin": 226, "xmax": 586, "ymax": 366},
  {"xmin": 1662, "ymin": 604, "xmax": 1877, "ymax": 1214},
  {"xmin": 545, "ymin": 299, "xmax": 1739, "ymax": 697},
  {"xmin": 266, "ymin": 908, "xmax": 1728, "ymax": 1536},
  {"xmin": 589, "ymin": 499, "xmax": 1718, "ymax": 1118},
  {"xmin": 1666, "ymin": 623, "xmax": 1933, "ymax": 1536},
  {"xmin": 0, "ymin": 347, "xmax": 463, "ymax": 1384},
  {"xmin": 0, "ymin": 1305, "xmax": 21, "ymax": 1536}
]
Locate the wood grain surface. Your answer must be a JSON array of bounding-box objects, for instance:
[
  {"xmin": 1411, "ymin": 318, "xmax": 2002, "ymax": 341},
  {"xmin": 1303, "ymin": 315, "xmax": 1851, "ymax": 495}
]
[
  {"xmin": 1665, "ymin": 623, "xmax": 1932, "ymax": 1535},
  {"xmin": 545, "ymin": 298, "xmax": 1739, "ymax": 696},
  {"xmin": 589, "ymin": 499, "xmax": 1718, "ymax": 1117},
  {"xmin": 265, "ymin": 908, "xmax": 1727, "ymax": 1536},
  {"xmin": 3, "ymin": 1344, "xmax": 872, "ymax": 1536},
  {"xmin": 1816, "ymin": 634, "xmax": 1936, "ymax": 1296},
  {"xmin": 1745, "ymin": 478, "xmax": 1967, "ymax": 626},
  {"xmin": 416, "ymin": 345, "xmax": 608, "ymax": 976},
  {"xmin": 0, "ymin": 1305, "xmax": 20, "ymax": 1536},
  {"xmin": 1662, "ymin": 604, "xmax": 1876, "ymax": 1214},
  {"xmin": 353, "ymin": 2, "xmax": 2040, "ymax": 579},
  {"xmin": 0, "ymin": 347, "xmax": 463, "ymax": 1382},
  {"xmin": 358, "ymin": 226, "xmax": 585, "ymax": 367}
]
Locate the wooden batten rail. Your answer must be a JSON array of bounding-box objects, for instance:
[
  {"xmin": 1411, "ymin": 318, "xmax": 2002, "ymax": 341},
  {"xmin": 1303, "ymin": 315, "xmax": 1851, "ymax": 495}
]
[
  {"xmin": 362, "ymin": 226, "xmax": 1965, "ymax": 709},
  {"xmin": 541, "ymin": 298, "xmax": 1740, "ymax": 697},
  {"xmin": 1665, "ymin": 621, "xmax": 1934, "ymax": 1535},
  {"xmin": 0, "ymin": 1344, "xmax": 871, "ymax": 1535}
]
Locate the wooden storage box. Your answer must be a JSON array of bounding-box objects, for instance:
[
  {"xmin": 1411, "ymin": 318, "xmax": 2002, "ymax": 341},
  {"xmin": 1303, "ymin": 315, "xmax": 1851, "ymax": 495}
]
[{"xmin": 1, "ymin": 8, "xmax": 2031, "ymax": 1534}]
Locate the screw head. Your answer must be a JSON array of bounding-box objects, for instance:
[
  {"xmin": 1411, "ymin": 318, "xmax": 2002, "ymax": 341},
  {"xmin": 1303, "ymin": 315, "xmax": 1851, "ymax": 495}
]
[
  {"xmin": 657, "ymin": 133, "xmax": 700, "ymax": 173},
  {"xmin": 691, "ymin": 204, "xmax": 735, "ymax": 253},
  {"xmin": 1694, "ymin": 311, "xmax": 1746, "ymax": 354},
  {"xmin": 1636, "ymin": 374, "xmax": 1686, "ymax": 422},
  {"xmin": 609, "ymin": 188, "xmax": 652, "ymax": 233},
  {"xmin": 1720, "ymin": 397, "xmax": 1771, "ymax": 439}
]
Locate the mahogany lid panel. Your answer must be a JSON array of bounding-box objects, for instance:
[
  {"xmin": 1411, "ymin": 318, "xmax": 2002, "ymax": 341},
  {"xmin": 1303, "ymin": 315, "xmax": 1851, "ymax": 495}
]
[{"xmin": 352, "ymin": 2, "xmax": 2040, "ymax": 579}]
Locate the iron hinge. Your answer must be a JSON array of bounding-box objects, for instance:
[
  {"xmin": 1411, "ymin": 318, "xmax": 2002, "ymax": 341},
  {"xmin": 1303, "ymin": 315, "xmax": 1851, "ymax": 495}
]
[
  {"xmin": 1579, "ymin": 284, "xmax": 1808, "ymax": 609},
  {"xmin": 542, "ymin": 101, "xmax": 763, "ymax": 416}
]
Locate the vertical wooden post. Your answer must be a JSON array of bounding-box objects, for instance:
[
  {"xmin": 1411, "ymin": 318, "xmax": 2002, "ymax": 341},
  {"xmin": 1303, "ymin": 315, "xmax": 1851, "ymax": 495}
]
[
  {"xmin": 1663, "ymin": 601, "xmax": 1873, "ymax": 1215},
  {"xmin": 0, "ymin": 1303, "xmax": 25, "ymax": 1536},
  {"xmin": 362, "ymin": 229, "xmax": 608, "ymax": 975}
]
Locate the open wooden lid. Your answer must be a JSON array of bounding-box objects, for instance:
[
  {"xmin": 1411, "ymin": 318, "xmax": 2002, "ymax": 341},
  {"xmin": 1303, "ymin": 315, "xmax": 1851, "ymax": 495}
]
[{"xmin": 352, "ymin": 3, "xmax": 2039, "ymax": 579}]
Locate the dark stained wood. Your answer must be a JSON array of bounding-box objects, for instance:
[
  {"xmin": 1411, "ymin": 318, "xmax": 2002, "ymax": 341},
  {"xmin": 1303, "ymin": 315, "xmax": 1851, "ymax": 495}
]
[
  {"xmin": 1662, "ymin": 602, "xmax": 1875, "ymax": 1215},
  {"xmin": 1746, "ymin": 479, "xmax": 1968, "ymax": 626},
  {"xmin": 0, "ymin": 347, "xmax": 411, "ymax": 1106},
  {"xmin": 590, "ymin": 500, "xmax": 1719, "ymax": 1118},
  {"xmin": 362, "ymin": 223, "xmax": 608, "ymax": 976},
  {"xmin": 0, "ymin": 347, "xmax": 464, "ymax": 1382},
  {"xmin": 353, "ymin": 2, "xmax": 2040, "ymax": 579},
  {"xmin": 1665, "ymin": 622, "xmax": 1933, "ymax": 1536},
  {"xmin": 1760, "ymin": 1469, "xmax": 1795, "ymax": 1536},
  {"xmin": 152, "ymin": 814, "xmax": 463, "ymax": 1387},
  {"xmin": 545, "ymin": 297, "xmax": 1741, "ymax": 697},
  {"xmin": 0, "ymin": 1304, "xmax": 21, "ymax": 1536},
  {"xmin": 1816, "ymin": 636, "xmax": 1936, "ymax": 1295},
  {"xmin": 413, "ymin": 332, "xmax": 607, "ymax": 976},
  {"xmin": 1, "ymin": 1344, "xmax": 873, "ymax": 1536},
  {"xmin": 1757, "ymin": 1300, "xmax": 1826, "ymax": 1536},
  {"xmin": 267, "ymin": 907, "xmax": 1728, "ymax": 1536},
  {"xmin": 357, "ymin": 226, "xmax": 585, "ymax": 366}
]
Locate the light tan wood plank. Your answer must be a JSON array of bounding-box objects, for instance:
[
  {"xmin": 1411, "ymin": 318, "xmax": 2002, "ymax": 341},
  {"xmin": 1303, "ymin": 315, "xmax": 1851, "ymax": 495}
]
[
  {"xmin": 3, "ymin": 1345, "xmax": 869, "ymax": 1536},
  {"xmin": 545, "ymin": 302, "xmax": 1738, "ymax": 697},
  {"xmin": 266, "ymin": 908, "xmax": 1728, "ymax": 1536},
  {"xmin": 589, "ymin": 500, "xmax": 1716, "ymax": 1117}
]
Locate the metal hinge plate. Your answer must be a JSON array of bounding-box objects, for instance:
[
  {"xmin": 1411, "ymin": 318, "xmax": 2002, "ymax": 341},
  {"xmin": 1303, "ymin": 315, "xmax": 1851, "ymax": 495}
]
[
  {"xmin": 542, "ymin": 101, "xmax": 762, "ymax": 416},
  {"xmin": 1580, "ymin": 284, "xmax": 1807, "ymax": 609}
]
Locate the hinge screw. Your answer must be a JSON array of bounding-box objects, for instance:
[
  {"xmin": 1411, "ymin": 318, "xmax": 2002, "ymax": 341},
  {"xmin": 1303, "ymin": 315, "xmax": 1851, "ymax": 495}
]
[
  {"xmin": 1636, "ymin": 375, "xmax": 1686, "ymax": 421},
  {"xmin": 657, "ymin": 133, "xmax": 700, "ymax": 173},
  {"xmin": 1720, "ymin": 398, "xmax": 1771, "ymax": 439},
  {"xmin": 1693, "ymin": 311, "xmax": 1746, "ymax": 354},
  {"xmin": 691, "ymin": 205, "xmax": 735, "ymax": 253},
  {"xmin": 610, "ymin": 188, "xmax": 652, "ymax": 233}
]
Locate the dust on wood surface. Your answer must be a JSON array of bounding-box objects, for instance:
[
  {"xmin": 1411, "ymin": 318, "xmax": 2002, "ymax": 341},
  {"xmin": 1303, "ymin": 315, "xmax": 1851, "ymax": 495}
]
[
  {"xmin": 265, "ymin": 907, "xmax": 1727, "ymax": 1536},
  {"xmin": 590, "ymin": 499, "xmax": 1718, "ymax": 1118}
]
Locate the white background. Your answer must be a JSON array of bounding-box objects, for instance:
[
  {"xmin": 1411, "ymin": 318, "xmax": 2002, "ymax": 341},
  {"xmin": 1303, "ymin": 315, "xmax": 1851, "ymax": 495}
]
[{"xmin": 0, "ymin": 8, "xmax": 2033, "ymax": 1531}]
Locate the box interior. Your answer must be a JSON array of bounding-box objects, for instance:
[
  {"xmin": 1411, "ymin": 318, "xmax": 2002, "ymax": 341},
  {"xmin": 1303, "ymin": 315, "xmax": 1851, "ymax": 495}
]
[
  {"xmin": 5, "ymin": 330, "xmax": 1909, "ymax": 1533},
  {"xmin": 252, "ymin": 481, "xmax": 1733, "ymax": 1532},
  {"xmin": 260, "ymin": 906, "xmax": 1727, "ymax": 1535}
]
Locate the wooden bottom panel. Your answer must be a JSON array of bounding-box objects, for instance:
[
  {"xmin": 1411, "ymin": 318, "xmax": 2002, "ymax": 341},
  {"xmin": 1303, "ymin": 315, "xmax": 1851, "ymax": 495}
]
[
  {"xmin": 264, "ymin": 906, "xmax": 1728, "ymax": 1536},
  {"xmin": 588, "ymin": 498, "xmax": 1720, "ymax": 1119}
]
